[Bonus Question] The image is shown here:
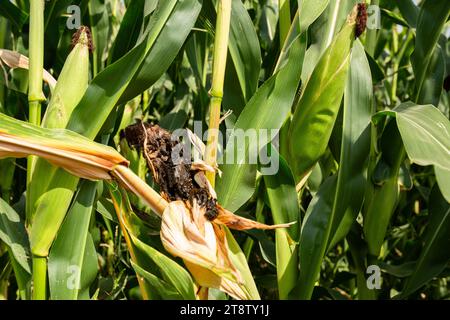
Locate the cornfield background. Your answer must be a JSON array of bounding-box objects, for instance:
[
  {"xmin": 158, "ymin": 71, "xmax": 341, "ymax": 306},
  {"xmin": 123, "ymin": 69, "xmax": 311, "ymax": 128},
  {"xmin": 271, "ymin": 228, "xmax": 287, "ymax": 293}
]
[{"xmin": 0, "ymin": 0, "xmax": 449, "ymax": 301}]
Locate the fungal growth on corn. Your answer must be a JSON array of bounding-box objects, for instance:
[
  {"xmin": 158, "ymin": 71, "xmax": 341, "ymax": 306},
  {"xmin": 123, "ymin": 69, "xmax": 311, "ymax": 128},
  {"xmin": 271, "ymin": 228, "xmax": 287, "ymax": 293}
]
[
  {"xmin": 121, "ymin": 122, "xmax": 294, "ymax": 230},
  {"xmin": 122, "ymin": 122, "xmax": 219, "ymax": 221},
  {"xmin": 355, "ymin": 3, "xmax": 368, "ymax": 38},
  {"xmin": 120, "ymin": 122, "xmax": 295, "ymax": 299}
]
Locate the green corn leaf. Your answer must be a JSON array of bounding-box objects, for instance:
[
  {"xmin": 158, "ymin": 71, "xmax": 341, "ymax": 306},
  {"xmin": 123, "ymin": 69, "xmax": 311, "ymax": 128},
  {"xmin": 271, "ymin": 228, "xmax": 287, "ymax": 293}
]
[
  {"xmin": 130, "ymin": 234, "xmax": 196, "ymax": 300},
  {"xmin": 435, "ymin": 166, "xmax": 450, "ymax": 203},
  {"xmin": 328, "ymin": 40, "xmax": 374, "ymax": 249},
  {"xmin": 77, "ymin": 234, "xmax": 97, "ymax": 300},
  {"xmin": 400, "ymin": 185, "xmax": 450, "ymax": 297},
  {"xmin": 366, "ymin": 52, "xmax": 385, "ymax": 83},
  {"xmin": 228, "ymin": 0, "xmax": 261, "ymax": 104},
  {"xmin": 131, "ymin": 261, "xmax": 183, "ymax": 300},
  {"xmin": 216, "ymin": 33, "xmax": 306, "ymax": 212},
  {"xmin": 261, "ymin": 144, "xmax": 300, "ymax": 299},
  {"xmin": 416, "ymin": 45, "xmax": 446, "ymax": 107},
  {"xmin": 294, "ymin": 175, "xmax": 337, "ymax": 299},
  {"xmin": 159, "ymin": 95, "xmax": 190, "ymax": 132},
  {"xmin": 44, "ymin": 0, "xmax": 73, "ymax": 32},
  {"xmin": 301, "ymin": 0, "xmax": 358, "ymax": 81},
  {"xmin": 224, "ymin": 227, "xmax": 260, "ymax": 300},
  {"xmin": 222, "ymin": 0, "xmax": 262, "ymax": 115},
  {"xmin": 88, "ymin": 0, "xmax": 110, "ymax": 74},
  {"xmin": 0, "ymin": 0, "xmax": 28, "ymax": 34},
  {"xmin": 396, "ymin": 102, "xmax": 450, "ymax": 200},
  {"xmin": 0, "ymin": 197, "xmax": 31, "ymax": 274},
  {"xmin": 118, "ymin": 0, "xmax": 203, "ymax": 104},
  {"xmin": 96, "ymin": 198, "xmax": 118, "ymax": 223},
  {"xmin": 30, "ymin": 175, "xmax": 79, "ymax": 257},
  {"xmin": 67, "ymin": 0, "xmax": 197, "ymax": 139},
  {"xmin": 108, "ymin": 0, "xmax": 148, "ymax": 63},
  {"xmin": 380, "ymin": 8, "xmax": 409, "ymax": 28},
  {"xmin": 43, "ymin": 0, "xmax": 73, "ymax": 65},
  {"xmin": 297, "ymin": 0, "xmax": 330, "ymax": 34},
  {"xmin": 287, "ymin": 15, "xmax": 355, "ymax": 182},
  {"xmin": 396, "ymin": 0, "xmax": 419, "ymax": 27},
  {"xmin": 48, "ymin": 181, "xmax": 98, "ymax": 300},
  {"xmin": 411, "ymin": 0, "xmax": 450, "ymax": 101},
  {"xmin": 107, "ymin": 184, "xmax": 195, "ymax": 300},
  {"xmin": 392, "ymin": 103, "xmax": 450, "ymax": 171}
]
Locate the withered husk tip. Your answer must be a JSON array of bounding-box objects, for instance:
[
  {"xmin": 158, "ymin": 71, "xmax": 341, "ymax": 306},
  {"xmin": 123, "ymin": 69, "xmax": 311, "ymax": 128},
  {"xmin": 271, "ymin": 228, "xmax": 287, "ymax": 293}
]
[
  {"xmin": 71, "ymin": 26, "xmax": 95, "ymax": 52},
  {"xmin": 444, "ymin": 75, "xmax": 450, "ymax": 92}
]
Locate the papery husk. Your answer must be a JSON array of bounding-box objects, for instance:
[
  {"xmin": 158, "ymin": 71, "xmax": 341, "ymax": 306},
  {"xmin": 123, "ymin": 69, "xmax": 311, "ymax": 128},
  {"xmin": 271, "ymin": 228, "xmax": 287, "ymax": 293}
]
[{"xmin": 160, "ymin": 200, "xmax": 251, "ymax": 300}]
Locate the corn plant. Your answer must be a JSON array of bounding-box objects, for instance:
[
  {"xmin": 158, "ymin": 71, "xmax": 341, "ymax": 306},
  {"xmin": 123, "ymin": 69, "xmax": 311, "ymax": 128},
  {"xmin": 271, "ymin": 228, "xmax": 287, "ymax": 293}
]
[{"xmin": 0, "ymin": 0, "xmax": 449, "ymax": 301}]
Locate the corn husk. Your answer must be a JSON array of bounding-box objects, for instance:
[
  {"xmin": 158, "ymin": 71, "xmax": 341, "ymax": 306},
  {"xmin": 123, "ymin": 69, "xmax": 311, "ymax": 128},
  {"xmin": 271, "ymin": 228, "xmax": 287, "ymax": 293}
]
[{"xmin": 160, "ymin": 201, "xmax": 251, "ymax": 300}]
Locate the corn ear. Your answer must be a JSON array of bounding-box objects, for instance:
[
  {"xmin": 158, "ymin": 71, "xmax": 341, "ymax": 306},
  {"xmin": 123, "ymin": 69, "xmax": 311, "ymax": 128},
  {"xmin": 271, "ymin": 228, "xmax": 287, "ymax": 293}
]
[
  {"xmin": 29, "ymin": 26, "xmax": 91, "ymax": 205},
  {"xmin": 25, "ymin": 27, "xmax": 91, "ymax": 256}
]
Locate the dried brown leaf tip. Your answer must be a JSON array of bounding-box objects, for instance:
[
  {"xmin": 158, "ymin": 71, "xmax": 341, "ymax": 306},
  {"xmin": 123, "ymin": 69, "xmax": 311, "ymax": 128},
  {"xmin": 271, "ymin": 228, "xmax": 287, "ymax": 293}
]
[
  {"xmin": 160, "ymin": 201, "xmax": 251, "ymax": 299},
  {"xmin": 71, "ymin": 26, "xmax": 95, "ymax": 52},
  {"xmin": 355, "ymin": 3, "xmax": 368, "ymax": 38}
]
